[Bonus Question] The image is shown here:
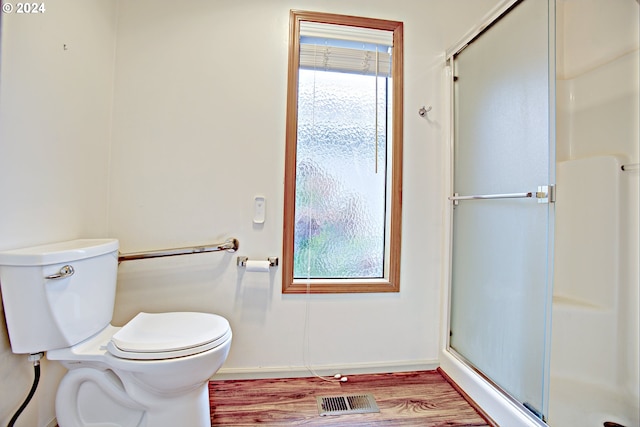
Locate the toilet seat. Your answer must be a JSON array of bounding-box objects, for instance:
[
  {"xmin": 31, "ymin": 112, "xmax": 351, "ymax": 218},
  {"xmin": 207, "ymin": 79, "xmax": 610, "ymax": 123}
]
[{"xmin": 107, "ymin": 312, "xmax": 231, "ymax": 360}]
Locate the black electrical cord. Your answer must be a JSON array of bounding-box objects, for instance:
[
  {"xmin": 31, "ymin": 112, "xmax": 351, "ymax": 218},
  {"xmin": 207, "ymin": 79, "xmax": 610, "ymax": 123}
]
[{"xmin": 7, "ymin": 360, "xmax": 41, "ymax": 427}]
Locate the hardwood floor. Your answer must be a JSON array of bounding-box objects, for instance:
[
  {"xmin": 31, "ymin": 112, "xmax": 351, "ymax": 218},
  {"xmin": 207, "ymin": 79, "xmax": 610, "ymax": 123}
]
[{"xmin": 209, "ymin": 369, "xmax": 494, "ymax": 426}]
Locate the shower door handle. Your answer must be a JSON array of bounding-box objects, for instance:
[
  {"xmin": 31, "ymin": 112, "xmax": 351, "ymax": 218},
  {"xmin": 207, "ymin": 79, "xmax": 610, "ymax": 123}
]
[{"xmin": 450, "ymin": 185, "xmax": 554, "ymax": 205}]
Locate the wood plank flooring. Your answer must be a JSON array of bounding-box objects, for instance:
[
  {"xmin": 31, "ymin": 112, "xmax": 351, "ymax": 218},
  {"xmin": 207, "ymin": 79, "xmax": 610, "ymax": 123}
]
[{"xmin": 209, "ymin": 369, "xmax": 494, "ymax": 426}]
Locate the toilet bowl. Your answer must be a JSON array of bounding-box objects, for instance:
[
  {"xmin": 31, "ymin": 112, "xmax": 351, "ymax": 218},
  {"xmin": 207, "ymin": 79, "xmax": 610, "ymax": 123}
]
[
  {"xmin": 0, "ymin": 239, "xmax": 232, "ymax": 427},
  {"xmin": 49, "ymin": 313, "xmax": 232, "ymax": 427}
]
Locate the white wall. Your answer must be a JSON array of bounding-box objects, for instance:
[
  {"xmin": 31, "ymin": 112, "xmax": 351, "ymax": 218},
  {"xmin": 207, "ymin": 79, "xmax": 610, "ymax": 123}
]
[
  {"xmin": 0, "ymin": 0, "xmax": 499, "ymax": 425},
  {"xmin": 557, "ymin": 0, "xmax": 639, "ymax": 80},
  {"xmin": 556, "ymin": 0, "xmax": 640, "ymax": 162},
  {"xmin": 0, "ymin": 1, "xmax": 118, "ymax": 425},
  {"xmin": 108, "ymin": 0, "xmax": 499, "ymax": 378}
]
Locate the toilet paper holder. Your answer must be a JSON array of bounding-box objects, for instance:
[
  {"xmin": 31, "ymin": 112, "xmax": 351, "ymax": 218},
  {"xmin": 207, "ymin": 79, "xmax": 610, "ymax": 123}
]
[{"xmin": 236, "ymin": 256, "xmax": 279, "ymax": 268}]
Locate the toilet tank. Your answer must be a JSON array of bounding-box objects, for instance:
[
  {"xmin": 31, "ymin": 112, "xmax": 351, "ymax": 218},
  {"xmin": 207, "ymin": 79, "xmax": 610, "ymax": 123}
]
[{"xmin": 0, "ymin": 239, "xmax": 119, "ymax": 354}]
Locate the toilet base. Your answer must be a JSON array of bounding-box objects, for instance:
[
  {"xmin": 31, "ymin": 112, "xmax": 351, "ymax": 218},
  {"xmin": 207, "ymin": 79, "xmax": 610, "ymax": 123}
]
[{"xmin": 56, "ymin": 367, "xmax": 211, "ymax": 427}]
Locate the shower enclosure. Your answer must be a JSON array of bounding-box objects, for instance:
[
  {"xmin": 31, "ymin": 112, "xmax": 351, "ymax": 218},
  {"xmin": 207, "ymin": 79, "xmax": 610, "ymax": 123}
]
[
  {"xmin": 442, "ymin": 0, "xmax": 639, "ymax": 426},
  {"xmin": 446, "ymin": 0, "xmax": 555, "ymax": 423},
  {"xmin": 549, "ymin": 0, "xmax": 639, "ymax": 425}
]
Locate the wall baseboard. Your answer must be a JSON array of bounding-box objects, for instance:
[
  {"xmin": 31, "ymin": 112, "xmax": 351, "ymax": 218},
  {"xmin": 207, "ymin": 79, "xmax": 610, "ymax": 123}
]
[
  {"xmin": 211, "ymin": 359, "xmax": 439, "ymax": 381},
  {"xmin": 46, "ymin": 418, "xmax": 57, "ymax": 427}
]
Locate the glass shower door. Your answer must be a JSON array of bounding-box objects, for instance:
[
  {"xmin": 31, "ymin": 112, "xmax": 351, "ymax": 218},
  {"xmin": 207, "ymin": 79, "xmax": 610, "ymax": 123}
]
[{"xmin": 448, "ymin": 0, "xmax": 555, "ymax": 420}]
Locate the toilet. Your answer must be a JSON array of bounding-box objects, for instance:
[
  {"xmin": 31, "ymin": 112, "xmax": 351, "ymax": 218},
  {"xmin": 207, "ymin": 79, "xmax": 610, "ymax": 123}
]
[{"xmin": 0, "ymin": 239, "xmax": 232, "ymax": 427}]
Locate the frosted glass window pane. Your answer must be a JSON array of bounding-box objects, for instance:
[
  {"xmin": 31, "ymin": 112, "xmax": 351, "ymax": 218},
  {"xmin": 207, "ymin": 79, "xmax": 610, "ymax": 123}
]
[{"xmin": 294, "ymin": 69, "xmax": 387, "ymax": 279}]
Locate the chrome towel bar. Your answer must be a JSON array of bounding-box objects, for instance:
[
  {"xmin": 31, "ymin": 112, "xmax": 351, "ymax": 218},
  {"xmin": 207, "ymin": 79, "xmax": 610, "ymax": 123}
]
[
  {"xmin": 449, "ymin": 191, "xmax": 533, "ymax": 202},
  {"xmin": 449, "ymin": 186, "xmax": 554, "ymax": 205},
  {"xmin": 118, "ymin": 238, "xmax": 239, "ymax": 263}
]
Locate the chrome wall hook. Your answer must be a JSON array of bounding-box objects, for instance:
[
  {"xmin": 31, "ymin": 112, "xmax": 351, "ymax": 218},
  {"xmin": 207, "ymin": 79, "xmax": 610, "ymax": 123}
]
[{"xmin": 418, "ymin": 106, "xmax": 432, "ymax": 117}]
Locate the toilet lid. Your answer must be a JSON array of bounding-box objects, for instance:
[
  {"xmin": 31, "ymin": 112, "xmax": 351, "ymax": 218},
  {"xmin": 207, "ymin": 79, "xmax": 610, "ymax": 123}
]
[{"xmin": 110, "ymin": 312, "xmax": 230, "ymax": 355}]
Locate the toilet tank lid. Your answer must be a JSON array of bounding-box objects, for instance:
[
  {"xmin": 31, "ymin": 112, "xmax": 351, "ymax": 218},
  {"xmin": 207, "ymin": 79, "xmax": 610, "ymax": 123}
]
[{"xmin": 0, "ymin": 239, "xmax": 119, "ymax": 266}]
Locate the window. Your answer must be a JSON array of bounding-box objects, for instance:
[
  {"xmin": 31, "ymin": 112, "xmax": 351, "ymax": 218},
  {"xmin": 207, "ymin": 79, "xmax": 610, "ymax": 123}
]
[{"xmin": 283, "ymin": 10, "xmax": 403, "ymax": 293}]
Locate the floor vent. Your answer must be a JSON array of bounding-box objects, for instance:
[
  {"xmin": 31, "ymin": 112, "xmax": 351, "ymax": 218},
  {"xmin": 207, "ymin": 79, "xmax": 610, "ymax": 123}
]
[{"xmin": 316, "ymin": 394, "xmax": 379, "ymax": 416}]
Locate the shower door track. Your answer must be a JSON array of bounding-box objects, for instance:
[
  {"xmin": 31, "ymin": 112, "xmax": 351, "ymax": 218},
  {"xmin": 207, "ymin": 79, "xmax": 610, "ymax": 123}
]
[{"xmin": 446, "ymin": 347, "xmax": 549, "ymax": 426}]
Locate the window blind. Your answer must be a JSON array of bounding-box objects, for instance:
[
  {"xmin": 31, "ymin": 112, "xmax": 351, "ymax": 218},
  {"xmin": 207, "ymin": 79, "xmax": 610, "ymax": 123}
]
[{"xmin": 299, "ymin": 22, "xmax": 393, "ymax": 77}]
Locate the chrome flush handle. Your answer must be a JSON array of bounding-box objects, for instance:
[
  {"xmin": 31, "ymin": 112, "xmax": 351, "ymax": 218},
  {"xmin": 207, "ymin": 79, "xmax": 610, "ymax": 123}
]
[{"xmin": 45, "ymin": 265, "xmax": 75, "ymax": 280}]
